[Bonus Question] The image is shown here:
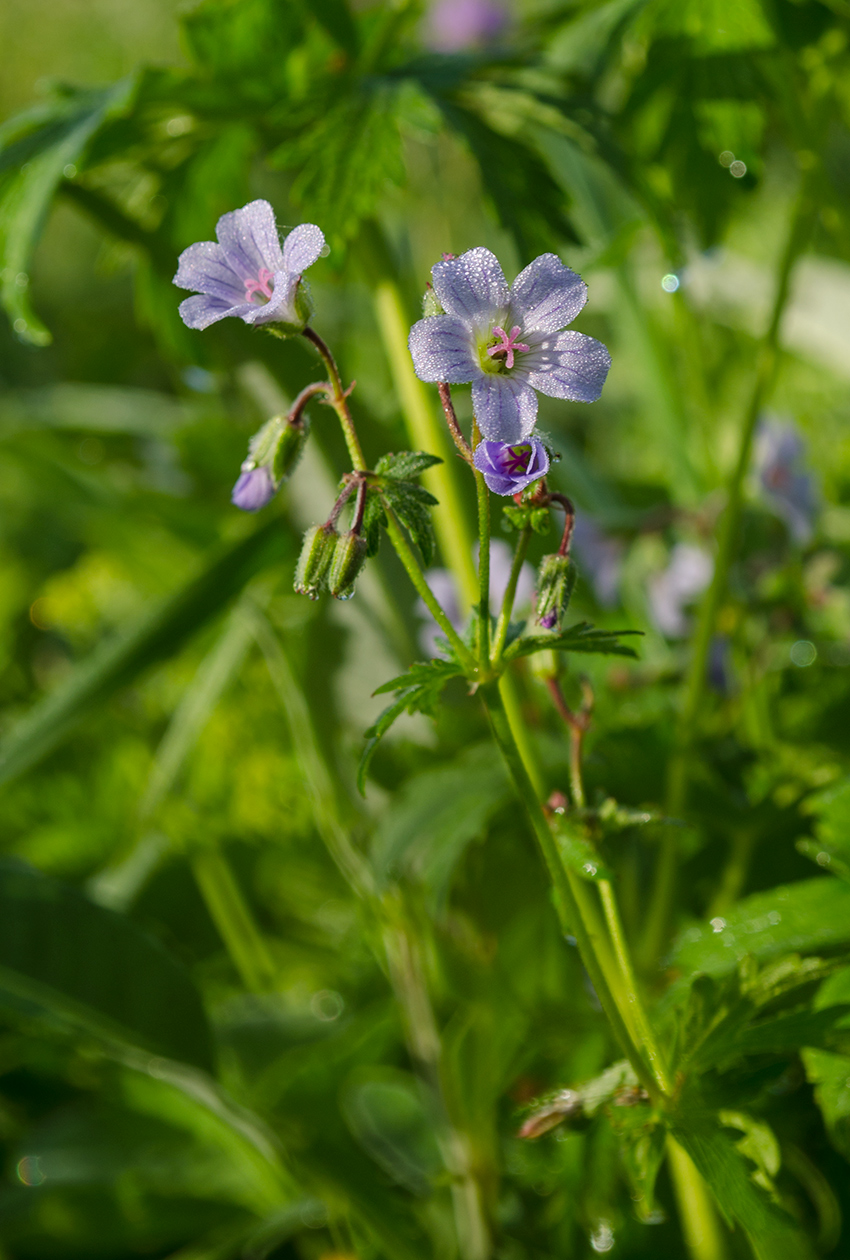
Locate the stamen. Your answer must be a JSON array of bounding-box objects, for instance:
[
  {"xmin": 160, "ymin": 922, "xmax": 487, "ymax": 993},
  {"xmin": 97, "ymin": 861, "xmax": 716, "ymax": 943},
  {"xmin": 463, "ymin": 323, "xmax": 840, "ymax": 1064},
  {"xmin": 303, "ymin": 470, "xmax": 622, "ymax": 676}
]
[
  {"xmin": 244, "ymin": 267, "xmax": 275, "ymax": 303},
  {"xmin": 487, "ymin": 325, "xmax": 530, "ymax": 370},
  {"xmin": 501, "ymin": 444, "xmax": 532, "ymax": 475}
]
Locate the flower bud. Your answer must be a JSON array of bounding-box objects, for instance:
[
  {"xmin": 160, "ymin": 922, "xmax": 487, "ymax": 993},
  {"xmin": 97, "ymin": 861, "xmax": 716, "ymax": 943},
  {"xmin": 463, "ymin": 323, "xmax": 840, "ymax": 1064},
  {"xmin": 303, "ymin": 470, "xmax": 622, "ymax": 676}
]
[
  {"xmin": 328, "ymin": 530, "xmax": 368, "ymax": 600},
  {"xmin": 272, "ymin": 415, "xmax": 310, "ymax": 481},
  {"xmin": 294, "ymin": 524, "xmax": 337, "ymax": 599},
  {"xmin": 534, "ymin": 554, "xmax": 577, "ymax": 632},
  {"xmin": 231, "ymin": 465, "xmax": 276, "ymax": 511}
]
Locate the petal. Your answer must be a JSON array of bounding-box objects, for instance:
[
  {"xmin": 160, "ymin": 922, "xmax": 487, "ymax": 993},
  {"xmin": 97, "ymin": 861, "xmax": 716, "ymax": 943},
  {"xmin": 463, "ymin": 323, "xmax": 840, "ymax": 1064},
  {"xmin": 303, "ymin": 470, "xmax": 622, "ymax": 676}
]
[
  {"xmin": 432, "ymin": 247, "xmax": 509, "ymax": 327},
  {"xmin": 508, "ymin": 253, "xmax": 587, "ymax": 334},
  {"xmin": 283, "ymin": 223, "xmax": 325, "ymax": 275},
  {"xmin": 408, "ymin": 315, "xmax": 478, "ymax": 383},
  {"xmin": 173, "ymin": 241, "xmax": 245, "ymax": 304},
  {"xmin": 472, "ymin": 374, "xmax": 538, "ymax": 441},
  {"xmin": 178, "ymin": 293, "xmax": 255, "ymax": 330},
  {"xmin": 215, "ymin": 199, "xmax": 285, "ymax": 281},
  {"xmin": 246, "ymin": 270, "xmax": 299, "ymax": 325},
  {"xmin": 523, "ymin": 331, "xmax": 611, "ymax": 403},
  {"xmin": 232, "ymin": 466, "xmax": 276, "ymax": 511}
]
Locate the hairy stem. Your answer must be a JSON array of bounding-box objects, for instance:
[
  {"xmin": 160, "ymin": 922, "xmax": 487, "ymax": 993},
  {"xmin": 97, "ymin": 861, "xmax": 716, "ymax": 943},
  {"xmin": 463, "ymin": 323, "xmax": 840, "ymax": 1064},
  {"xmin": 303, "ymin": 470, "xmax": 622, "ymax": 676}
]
[
  {"xmin": 666, "ymin": 1139, "xmax": 728, "ymax": 1260},
  {"xmin": 437, "ymin": 382, "xmax": 473, "ymax": 463},
  {"xmin": 476, "ymin": 463, "xmax": 491, "ymax": 670},
  {"xmin": 482, "ymin": 683, "xmax": 659, "ymax": 1099},
  {"xmin": 491, "ymin": 526, "xmax": 531, "ymax": 663},
  {"xmin": 303, "ymin": 326, "xmax": 366, "ymax": 471},
  {"xmin": 382, "ymin": 507, "xmax": 476, "ymax": 671}
]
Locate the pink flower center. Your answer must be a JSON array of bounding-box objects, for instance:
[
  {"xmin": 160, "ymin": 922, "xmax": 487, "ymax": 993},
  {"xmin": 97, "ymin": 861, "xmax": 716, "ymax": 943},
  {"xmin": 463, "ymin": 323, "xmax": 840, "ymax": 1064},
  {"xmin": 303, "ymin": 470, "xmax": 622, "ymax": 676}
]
[
  {"xmin": 244, "ymin": 268, "xmax": 275, "ymax": 303},
  {"xmin": 487, "ymin": 325, "xmax": 529, "ymax": 370},
  {"xmin": 500, "ymin": 444, "xmax": 532, "ymax": 475}
]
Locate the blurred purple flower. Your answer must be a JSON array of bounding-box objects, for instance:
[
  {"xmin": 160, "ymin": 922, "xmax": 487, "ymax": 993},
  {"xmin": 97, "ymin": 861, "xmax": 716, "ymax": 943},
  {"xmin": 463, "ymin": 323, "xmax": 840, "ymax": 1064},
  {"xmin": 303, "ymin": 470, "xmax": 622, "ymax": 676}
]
[
  {"xmin": 473, "ymin": 438, "xmax": 549, "ymax": 496},
  {"xmin": 408, "ymin": 247, "xmax": 610, "ymax": 442},
  {"xmin": 754, "ymin": 418, "xmax": 817, "ymax": 545},
  {"xmin": 174, "ymin": 200, "xmax": 325, "ymax": 331},
  {"xmin": 648, "ymin": 543, "xmax": 713, "ymax": 638},
  {"xmin": 231, "ymin": 464, "xmax": 276, "ymax": 511},
  {"xmin": 425, "ymin": 0, "xmax": 508, "ymax": 50},
  {"xmin": 572, "ymin": 516, "xmax": 623, "ymax": 608},
  {"xmin": 416, "ymin": 539, "xmax": 535, "ymax": 655}
]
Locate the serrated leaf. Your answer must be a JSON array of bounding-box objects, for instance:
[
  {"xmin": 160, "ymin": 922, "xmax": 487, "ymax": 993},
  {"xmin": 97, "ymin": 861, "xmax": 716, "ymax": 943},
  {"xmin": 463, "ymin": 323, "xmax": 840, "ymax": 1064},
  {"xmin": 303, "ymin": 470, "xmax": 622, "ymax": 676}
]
[
  {"xmin": 670, "ymin": 879, "xmax": 850, "ymax": 984},
  {"xmin": 671, "ymin": 1116, "xmax": 816, "ymax": 1260},
  {"xmin": 0, "ymin": 80, "xmax": 135, "ymax": 344},
  {"xmin": 375, "ymin": 450, "xmax": 443, "ymax": 480},
  {"xmin": 359, "ymin": 660, "xmax": 463, "ymax": 794},
  {"xmin": 382, "ymin": 480, "xmax": 438, "ymax": 566},
  {"xmin": 503, "ymin": 623, "xmax": 641, "ymax": 661}
]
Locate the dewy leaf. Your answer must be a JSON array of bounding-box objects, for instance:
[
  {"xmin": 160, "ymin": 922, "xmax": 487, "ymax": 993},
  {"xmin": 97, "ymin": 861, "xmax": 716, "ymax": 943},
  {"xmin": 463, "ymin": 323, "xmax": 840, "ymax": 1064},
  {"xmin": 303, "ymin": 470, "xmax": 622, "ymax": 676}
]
[
  {"xmin": 0, "ymin": 79, "xmax": 135, "ymax": 345},
  {"xmin": 670, "ymin": 879, "xmax": 850, "ymax": 983},
  {"xmin": 374, "ymin": 451, "xmax": 443, "ymax": 481},
  {"xmin": 0, "ymin": 859, "xmax": 214, "ymax": 1071},
  {"xmin": 0, "ymin": 519, "xmax": 292, "ymax": 788},
  {"xmin": 381, "ymin": 480, "xmax": 438, "ymax": 566}
]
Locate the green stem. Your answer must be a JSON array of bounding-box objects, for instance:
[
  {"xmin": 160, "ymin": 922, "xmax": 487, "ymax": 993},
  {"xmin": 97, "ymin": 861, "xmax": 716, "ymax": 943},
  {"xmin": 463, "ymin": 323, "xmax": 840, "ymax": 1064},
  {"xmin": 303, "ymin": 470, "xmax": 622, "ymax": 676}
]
[
  {"xmin": 597, "ymin": 879, "xmax": 671, "ymax": 1095},
  {"xmin": 491, "ymin": 526, "xmax": 531, "ymax": 664},
  {"xmin": 644, "ymin": 188, "xmax": 816, "ymax": 970},
  {"xmin": 382, "ymin": 507, "xmax": 476, "ymax": 672},
  {"xmin": 666, "ymin": 1138, "xmax": 728, "ymax": 1260},
  {"xmin": 482, "ymin": 683, "xmax": 659, "ymax": 1099},
  {"xmin": 303, "ymin": 326, "xmax": 367, "ymax": 471},
  {"xmin": 476, "ymin": 466, "xmax": 491, "ymax": 669},
  {"xmin": 190, "ymin": 849, "xmax": 278, "ymax": 993},
  {"xmin": 372, "ymin": 279, "xmax": 478, "ymax": 608}
]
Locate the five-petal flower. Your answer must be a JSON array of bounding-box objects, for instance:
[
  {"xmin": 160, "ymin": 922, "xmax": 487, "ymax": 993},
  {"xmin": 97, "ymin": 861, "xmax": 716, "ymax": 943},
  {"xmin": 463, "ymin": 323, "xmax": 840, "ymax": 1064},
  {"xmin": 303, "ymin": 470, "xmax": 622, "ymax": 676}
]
[
  {"xmin": 473, "ymin": 438, "xmax": 550, "ymax": 496},
  {"xmin": 408, "ymin": 247, "xmax": 611, "ymax": 443},
  {"xmin": 173, "ymin": 200, "xmax": 325, "ymax": 331}
]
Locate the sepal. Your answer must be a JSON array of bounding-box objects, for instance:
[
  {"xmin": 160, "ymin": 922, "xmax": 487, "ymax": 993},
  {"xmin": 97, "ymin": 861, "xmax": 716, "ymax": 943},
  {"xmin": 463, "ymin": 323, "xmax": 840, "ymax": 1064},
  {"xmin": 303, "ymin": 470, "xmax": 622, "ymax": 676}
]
[
  {"xmin": 294, "ymin": 523, "xmax": 337, "ymax": 598},
  {"xmin": 534, "ymin": 554, "xmax": 577, "ymax": 631},
  {"xmin": 328, "ymin": 530, "xmax": 368, "ymax": 599}
]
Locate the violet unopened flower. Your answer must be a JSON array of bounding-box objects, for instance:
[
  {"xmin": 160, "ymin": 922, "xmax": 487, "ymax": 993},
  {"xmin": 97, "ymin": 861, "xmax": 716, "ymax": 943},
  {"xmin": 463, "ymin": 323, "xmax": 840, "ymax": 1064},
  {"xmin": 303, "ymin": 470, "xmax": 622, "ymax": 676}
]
[
  {"xmin": 174, "ymin": 200, "xmax": 325, "ymax": 331},
  {"xmin": 408, "ymin": 247, "xmax": 610, "ymax": 442},
  {"xmin": 754, "ymin": 417, "xmax": 817, "ymax": 544},
  {"xmin": 473, "ymin": 438, "xmax": 549, "ymax": 496},
  {"xmin": 232, "ymin": 464, "xmax": 276, "ymax": 511}
]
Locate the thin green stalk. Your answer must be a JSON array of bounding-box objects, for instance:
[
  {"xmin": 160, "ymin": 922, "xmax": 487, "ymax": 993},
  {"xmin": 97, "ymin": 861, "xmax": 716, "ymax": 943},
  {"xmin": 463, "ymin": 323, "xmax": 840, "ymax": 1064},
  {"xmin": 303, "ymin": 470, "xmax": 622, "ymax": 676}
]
[
  {"xmin": 482, "ymin": 683, "xmax": 658, "ymax": 1100},
  {"xmin": 643, "ymin": 189, "xmax": 816, "ymax": 970},
  {"xmin": 597, "ymin": 880, "xmax": 670, "ymax": 1095},
  {"xmin": 666, "ymin": 1138, "xmax": 728, "ymax": 1260},
  {"xmin": 475, "ymin": 466, "xmax": 491, "ymax": 669},
  {"xmin": 491, "ymin": 526, "xmax": 531, "ymax": 663},
  {"xmin": 372, "ymin": 279, "xmax": 478, "ymax": 608},
  {"xmin": 190, "ymin": 849, "xmax": 278, "ymax": 992},
  {"xmin": 303, "ymin": 326, "xmax": 366, "ymax": 471},
  {"xmin": 382, "ymin": 506, "xmax": 476, "ymax": 671}
]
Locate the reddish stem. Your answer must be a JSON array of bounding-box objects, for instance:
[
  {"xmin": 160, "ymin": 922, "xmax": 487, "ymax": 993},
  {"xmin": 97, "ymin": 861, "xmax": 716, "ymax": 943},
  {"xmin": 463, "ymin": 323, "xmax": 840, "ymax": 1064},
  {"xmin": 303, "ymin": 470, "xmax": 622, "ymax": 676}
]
[{"xmin": 437, "ymin": 382, "xmax": 474, "ymax": 464}]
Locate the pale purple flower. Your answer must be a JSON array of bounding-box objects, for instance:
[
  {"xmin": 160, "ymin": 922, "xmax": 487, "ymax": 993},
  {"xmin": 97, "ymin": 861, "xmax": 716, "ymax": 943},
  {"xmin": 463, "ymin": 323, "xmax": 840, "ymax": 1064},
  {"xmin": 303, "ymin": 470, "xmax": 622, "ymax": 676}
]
[
  {"xmin": 417, "ymin": 539, "xmax": 534, "ymax": 655},
  {"xmin": 408, "ymin": 247, "xmax": 610, "ymax": 442},
  {"xmin": 648, "ymin": 543, "xmax": 713, "ymax": 638},
  {"xmin": 473, "ymin": 438, "xmax": 549, "ymax": 496},
  {"xmin": 173, "ymin": 200, "xmax": 325, "ymax": 331},
  {"xmin": 572, "ymin": 517, "xmax": 623, "ymax": 608},
  {"xmin": 425, "ymin": 0, "xmax": 508, "ymax": 51},
  {"xmin": 231, "ymin": 464, "xmax": 276, "ymax": 511},
  {"xmin": 754, "ymin": 418, "xmax": 817, "ymax": 544}
]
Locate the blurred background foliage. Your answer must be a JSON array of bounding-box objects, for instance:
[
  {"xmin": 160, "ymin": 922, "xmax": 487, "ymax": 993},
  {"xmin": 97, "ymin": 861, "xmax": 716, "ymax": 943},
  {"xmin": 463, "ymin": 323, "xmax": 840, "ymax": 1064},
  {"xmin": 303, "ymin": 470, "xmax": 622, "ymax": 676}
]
[{"xmin": 3, "ymin": 0, "xmax": 850, "ymax": 1256}]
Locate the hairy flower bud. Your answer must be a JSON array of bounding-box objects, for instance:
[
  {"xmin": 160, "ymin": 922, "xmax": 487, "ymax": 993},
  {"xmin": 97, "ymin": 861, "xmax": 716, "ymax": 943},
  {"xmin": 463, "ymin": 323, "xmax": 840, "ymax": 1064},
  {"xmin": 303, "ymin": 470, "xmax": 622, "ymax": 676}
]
[
  {"xmin": 232, "ymin": 413, "xmax": 311, "ymax": 512},
  {"xmin": 535, "ymin": 554, "xmax": 576, "ymax": 632},
  {"xmin": 328, "ymin": 530, "xmax": 368, "ymax": 600},
  {"xmin": 294, "ymin": 524, "xmax": 337, "ymax": 599}
]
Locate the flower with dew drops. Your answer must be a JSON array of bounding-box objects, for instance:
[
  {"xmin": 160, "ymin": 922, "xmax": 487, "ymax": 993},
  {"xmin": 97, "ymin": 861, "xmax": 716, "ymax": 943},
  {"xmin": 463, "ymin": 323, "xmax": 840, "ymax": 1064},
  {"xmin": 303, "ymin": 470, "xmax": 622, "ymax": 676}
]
[
  {"xmin": 173, "ymin": 200, "xmax": 325, "ymax": 331},
  {"xmin": 473, "ymin": 438, "xmax": 549, "ymax": 496},
  {"xmin": 408, "ymin": 247, "xmax": 611, "ymax": 442}
]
